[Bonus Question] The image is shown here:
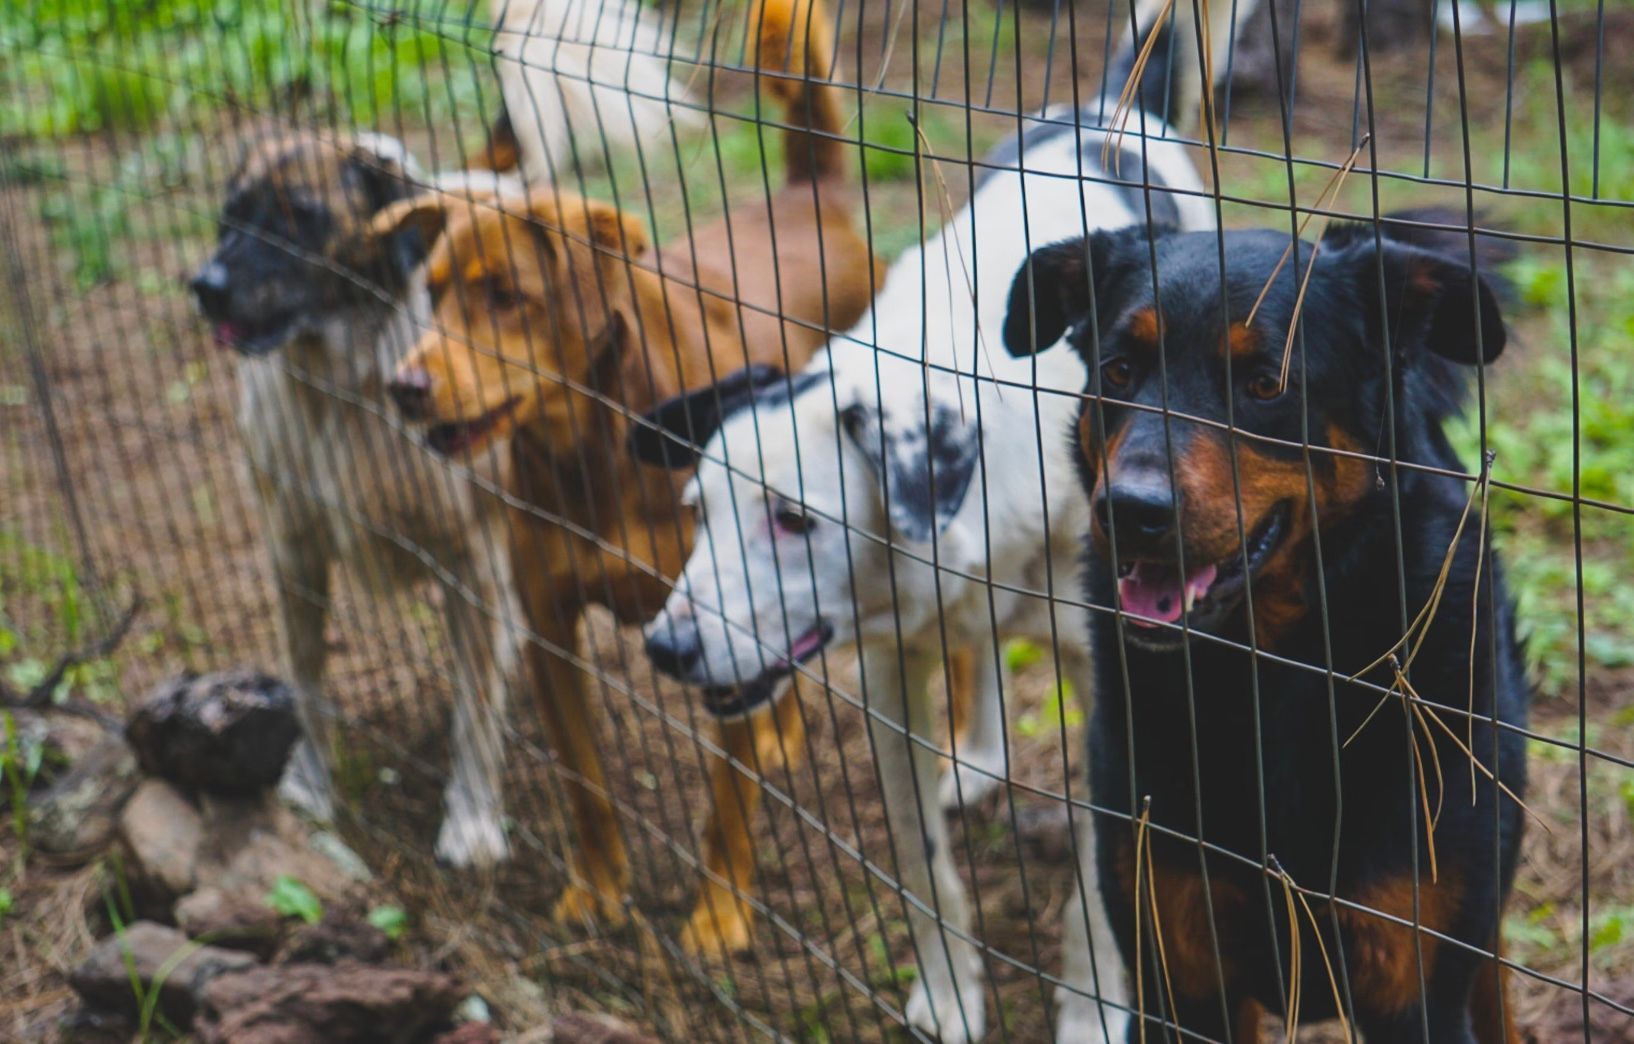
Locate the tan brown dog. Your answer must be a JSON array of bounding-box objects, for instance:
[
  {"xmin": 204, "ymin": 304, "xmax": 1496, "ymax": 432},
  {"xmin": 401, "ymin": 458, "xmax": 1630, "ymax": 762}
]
[{"xmin": 371, "ymin": 0, "xmax": 884, "ymax": 952}]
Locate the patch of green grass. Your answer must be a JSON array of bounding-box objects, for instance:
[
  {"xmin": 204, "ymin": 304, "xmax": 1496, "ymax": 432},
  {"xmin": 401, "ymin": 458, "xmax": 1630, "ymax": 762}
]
[
  {"xmin": 0, "ymin": 532, "xmax": 123, "ymax": 705},
  {"xmin": 1449, "ymin": 256, "xmax": 1634, "ymax": 694},
  {"xmin": 266, "ymin": 873, "xmax": 324, "ymax": 924},
  {"xmin": 367, "ymin": 903, "xmax": 409, "ymax": 939},
  {"xmin": 1, "ymin": 0, "xmax": 498, "ymax": 141},
  {"xmin": 2, "ymin": 711, "xmax": 45, "ymax": 864}
]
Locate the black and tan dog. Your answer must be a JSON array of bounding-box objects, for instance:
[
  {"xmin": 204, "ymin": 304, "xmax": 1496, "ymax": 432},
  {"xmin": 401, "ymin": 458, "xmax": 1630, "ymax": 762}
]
[{"xmin": 1003, "ymin": 213, "xmax": 1529, "ymax": 1042}]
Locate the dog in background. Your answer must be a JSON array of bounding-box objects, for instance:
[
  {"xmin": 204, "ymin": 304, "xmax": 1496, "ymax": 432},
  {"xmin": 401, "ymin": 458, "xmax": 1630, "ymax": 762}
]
[
  {"xmin": 374, "ymin": 0, "xmax": 881, "ymax": 947},
  {"xmin": 629, "ymin": 0, "xmax": 1258, "ymax": 1028},
  {"xmin": 487, "ymin": 0, "xmax": 699, "ymax": 177},
  {"xmin": 1005, "ymin": 195, "xmax": 1528, "ymax": 1042},
  {"xmin": 188, "ymin": 0, "xmax": 685, "ymax": 868}
]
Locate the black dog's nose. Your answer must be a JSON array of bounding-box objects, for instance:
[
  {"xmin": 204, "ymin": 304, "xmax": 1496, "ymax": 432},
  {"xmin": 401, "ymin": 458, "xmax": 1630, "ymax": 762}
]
[
  {"xmin": 388, "ymin": 368, "xmax": 434, "ymax": 420},
  {"xmin": 189, "ymin": 261, "xmax": 230, "ymax": 314},
  {"xmin": 645, "ymin": 620, "xmax": 702, "ymax": 678},
  {"xmin": 1096, "ymin": 475, "xmax": 1177, "ymax": 544}
]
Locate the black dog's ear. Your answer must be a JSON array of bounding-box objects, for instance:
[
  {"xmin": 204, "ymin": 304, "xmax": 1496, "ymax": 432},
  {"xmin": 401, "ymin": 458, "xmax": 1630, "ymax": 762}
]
[
  {"xmin": 628, "ymin": 364, "xmax": 786, "ymax": 469},
  {"xmin": 841, "ymin": 401, "xmax": 980, "ymax": 544},
  {"xmin": 1002, "ymin": 230, "xmax": 1145, "ymax": 358},
  {"xmin": 1339, "ymin": 237, "xmax": 1507, "ymax": 365}
]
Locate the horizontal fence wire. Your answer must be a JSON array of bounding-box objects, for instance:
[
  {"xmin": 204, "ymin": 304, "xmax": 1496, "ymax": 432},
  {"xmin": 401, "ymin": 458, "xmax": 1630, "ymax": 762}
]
[{"xmin": 2, "ymin": 0, "xmax": 1630, "ymax": 1041}]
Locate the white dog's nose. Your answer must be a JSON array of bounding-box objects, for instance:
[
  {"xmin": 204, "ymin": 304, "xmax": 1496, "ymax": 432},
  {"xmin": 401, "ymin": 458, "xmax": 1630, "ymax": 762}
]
[{"xmin": 645, "ymin": 617, "xmax": 702, "ymax": 679}]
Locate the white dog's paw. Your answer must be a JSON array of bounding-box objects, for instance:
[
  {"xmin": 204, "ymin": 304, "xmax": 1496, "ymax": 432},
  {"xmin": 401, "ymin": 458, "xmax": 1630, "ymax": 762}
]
[
  {"xmin": 1054, "ymin": 990, "xmax": 1129, "ymax": 1043},
  {"xmin": 938, "ymin": 751, "xmax": 1006, "ymax": 812},
  {"xmin": 279, "ymin": 741, "xmax": 335, "ymax": 823},
  {"xmin": 435, "ymin": 812, "xmax": 510, "ymax": 869},
  {"xmin": 905, "ymin": 955, "xmax": 986, "ymax": 1042}
]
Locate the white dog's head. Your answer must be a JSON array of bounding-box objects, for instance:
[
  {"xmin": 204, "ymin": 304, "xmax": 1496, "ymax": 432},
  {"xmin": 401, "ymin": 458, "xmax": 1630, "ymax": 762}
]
[{"xmin": 630, "ymin": 364, "xmax": 981, "ymax": 718}]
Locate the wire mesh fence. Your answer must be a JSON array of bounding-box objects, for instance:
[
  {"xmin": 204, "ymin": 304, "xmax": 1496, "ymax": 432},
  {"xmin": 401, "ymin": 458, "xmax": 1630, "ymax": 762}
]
[{"xmin": 2, "ymin": 0, "xmax": 1631, "ymax": 1040}]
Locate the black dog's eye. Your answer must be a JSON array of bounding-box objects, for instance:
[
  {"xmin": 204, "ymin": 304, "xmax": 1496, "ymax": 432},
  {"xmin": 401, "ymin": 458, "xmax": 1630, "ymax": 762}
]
[
  {"xmin": 773, "ymin": 504, "xmax": 814, "ymax": 534},
  {"xmin": 1246, "ymin": 374, "xmax": 1284, "ymax": 401},
  {"xmin": 1101, "ymin": 358, "xmax": 1134, "ymax": 391}
]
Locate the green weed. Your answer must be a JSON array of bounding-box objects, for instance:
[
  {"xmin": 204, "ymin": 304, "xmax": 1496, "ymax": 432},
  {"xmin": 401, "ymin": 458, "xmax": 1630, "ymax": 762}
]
[
  {"xmin": 1449, "ymin": 256, "xmax": 1634, "ymax": 694},
  {"xmin": 367, "ymin": 903, "xmax": 408, "ymax": 939},
  {"xmin": 1, "ymin": 0, "xmax": 498, "ymax": 141},
  {"xmin": 266, "ymin": 873, "xmax": 324, "ymax": 924}
]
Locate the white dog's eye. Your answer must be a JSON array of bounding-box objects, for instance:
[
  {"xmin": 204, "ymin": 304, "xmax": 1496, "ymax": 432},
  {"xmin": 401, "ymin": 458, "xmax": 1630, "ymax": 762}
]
[{"xmin": 773, "ymin": 504, "xmax": 814, "ymax": 535}]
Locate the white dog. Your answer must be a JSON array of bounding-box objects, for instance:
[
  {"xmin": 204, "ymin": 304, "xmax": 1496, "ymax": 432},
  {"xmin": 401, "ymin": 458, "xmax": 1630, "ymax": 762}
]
[{"xmin": 631, "ymin": 99, "xmax": 1217, "ymax": 1044}]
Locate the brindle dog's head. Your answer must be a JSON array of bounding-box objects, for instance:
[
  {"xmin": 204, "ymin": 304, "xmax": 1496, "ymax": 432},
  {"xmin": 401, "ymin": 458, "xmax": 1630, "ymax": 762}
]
[
  {"xmin": 372, "ymin": 189, "xmax": 648, "ymax": 456},
  {"xmin": 1004, "ymin": 219, "xmax": 1507, "ymax": 649},
  {"xmin": 191, "ymin": 130, "xmax": 426, "ymax": 355}
]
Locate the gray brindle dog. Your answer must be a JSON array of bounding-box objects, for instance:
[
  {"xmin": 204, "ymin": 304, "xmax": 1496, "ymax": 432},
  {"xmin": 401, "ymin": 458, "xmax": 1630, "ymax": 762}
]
[{"xmin": 190, "ymin": 130, "xmax": 524, "ymax": 867}]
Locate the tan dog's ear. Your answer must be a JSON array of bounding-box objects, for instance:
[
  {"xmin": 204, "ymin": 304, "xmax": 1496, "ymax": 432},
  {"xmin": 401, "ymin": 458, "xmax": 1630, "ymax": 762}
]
[
  {"xmin": 365, "ymin": 195, "xmax": 453, "ymax": 279},
  {"xmin": 530, "ymin": 194, "xmax": 649, "ymax": 259},
  {"xmin": 369, "ymin": 195, "xmax": 450, "ymax": 249}
]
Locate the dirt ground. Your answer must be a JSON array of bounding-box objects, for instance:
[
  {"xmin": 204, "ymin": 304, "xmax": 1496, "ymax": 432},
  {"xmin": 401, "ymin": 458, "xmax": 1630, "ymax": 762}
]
[{"xmin": 4, "ymin": 3, "xmax": 1632, "ymax": 1041}]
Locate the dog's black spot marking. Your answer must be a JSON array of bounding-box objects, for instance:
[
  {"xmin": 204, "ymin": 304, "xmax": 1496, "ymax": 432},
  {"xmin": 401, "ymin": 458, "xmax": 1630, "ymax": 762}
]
[
  {"xmin": 1104, "ymin": 142, "xmax": 1180, "ymax": 229},
  {"xmin": 842, "ymin": 400, "xmax": 980, "ymax": 544}
]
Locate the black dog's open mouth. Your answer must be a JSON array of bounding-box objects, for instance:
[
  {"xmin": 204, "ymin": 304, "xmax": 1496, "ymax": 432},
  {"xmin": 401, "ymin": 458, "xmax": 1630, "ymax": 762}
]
[
  {"xmin": 212, "ymin": 316, "xmax": 299, "ymax": 356},
  {"xmin": 425, "ymin": 398, "xmax": 522, "ymax": 456},
  {"xmin": 1115, "ymin": 502, "xmax": 1290, "ymax": 644},
  {"xmin": 699, "ymin": 620, "xmax": 834, "ymax": 719}
]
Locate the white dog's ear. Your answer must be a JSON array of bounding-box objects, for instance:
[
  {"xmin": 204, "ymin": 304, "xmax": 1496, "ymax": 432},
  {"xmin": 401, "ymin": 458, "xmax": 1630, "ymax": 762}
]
[
  {"xmin": 629, "ymin": 364, "xmax": 788, "ymax": 468},
  {"xmin": 841, "ymin": 401, "xmax": 980, "ymax": 543}
]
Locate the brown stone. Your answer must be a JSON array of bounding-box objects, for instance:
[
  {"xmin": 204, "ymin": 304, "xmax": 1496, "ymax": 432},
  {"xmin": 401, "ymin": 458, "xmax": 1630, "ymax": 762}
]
[
  {"xmin": 69, "ymin": 921, "xmax": 257, "ymax": 1024},
  {"xmin": 174, "ymin": 887, "xmax": 285, "ymax": 959},
  {"xmin": 118, "ymin": 779, "xmax": 204, "ymax": 898},
  {"xmin": 126, "ymin": 670, "xmax": 299, "ymax": 795},
  {"xmin": 28, "ymin": 736, "xmax": 140, "ymax": 859},
  {"xmin": 196, "ymin": 963, "xmax": 464, "ymax": 1043},
  {"xmin": 275, "ymin": 913, "xmax": 391, "ymax": 966}
]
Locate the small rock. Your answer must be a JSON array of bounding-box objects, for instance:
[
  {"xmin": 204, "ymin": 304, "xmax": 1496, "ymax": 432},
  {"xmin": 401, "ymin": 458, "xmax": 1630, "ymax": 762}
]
[
  {"xmin": 126, "ymin": 670, "xmax": 299, "ymax": 795},
  {"xmin": 435, "ymin": 1024, "xmax": 500, "ymax": 1044},
  {"xmin": 54, "ymin": 1005, "xmax": 133, "ymax": 1044},
  {"xmin": 175, "ymin": 887, "xmax": 284, "ymax": 959},
  {"xmin": 69, "ymin": 921, "xmax": 258, "ymax": 1025},
  {"xmin": 119, "ymin": 779, "xmax": 203, "ymax": 898},
  {"xmin": 276, "ymin": 913, "xmax": 390, "ymax": 965},
  {"xmin": 194, "ymin": 792, "xmax": 361, "ymax": 906},
  {"xmin": 455, "ymin": 993, "xmax": 492, "ymax": 1024},
  {"xmin": 29, "ymin": 736, "xmax": 140, "ymax": 859},
  {"xmin": 196, "ymin": 963, "xmax": 464, "ymax": 1043}
]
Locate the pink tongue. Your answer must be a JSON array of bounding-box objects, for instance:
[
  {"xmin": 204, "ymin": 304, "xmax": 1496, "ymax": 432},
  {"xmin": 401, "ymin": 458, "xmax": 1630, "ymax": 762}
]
[
  {"xmin": 212, "ymin": 322, "xmax": 239, "ymax": 347},
  {"xmin": 1118, "ymin": 562, "xmax": 1218, "ymax": 626},
  {"xmin": 785, "ymin": 627, "xmax": 824, "ymax": 663}
]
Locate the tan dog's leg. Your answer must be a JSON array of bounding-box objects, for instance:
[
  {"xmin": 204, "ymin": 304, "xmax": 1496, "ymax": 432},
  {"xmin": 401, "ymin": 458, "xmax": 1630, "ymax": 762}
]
[
  {"xmin": 683, "ymin": 680, "xmax": 807, "ymax": 956},
  {"xmin": 939, "ymin": 642, "xmax": 1006, "ymax": 811},
  {"xmin": 526, "ymin": 610, "xmax": 629, "ymax": 926}
]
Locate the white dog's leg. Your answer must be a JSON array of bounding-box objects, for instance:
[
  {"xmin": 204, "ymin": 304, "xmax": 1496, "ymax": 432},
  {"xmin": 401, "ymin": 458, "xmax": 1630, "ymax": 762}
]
[
  {"xmin": 271, "ymin": 527, "xmax": 336, "ymax": 824},
  {"xmin": 435, "ymin": 567, "xmax": 515, "ymax": 868},
  {"xmin": 940, "ymin": 637, "xmax": 1007, "ymax": 812},
  {"xmin": 1054, "ymin": 640, "xmax": 1129, "ymax": 1043},
  {"xmin": 865, "ymin": 644, "xmax": 986, "ymax": 1044}
]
